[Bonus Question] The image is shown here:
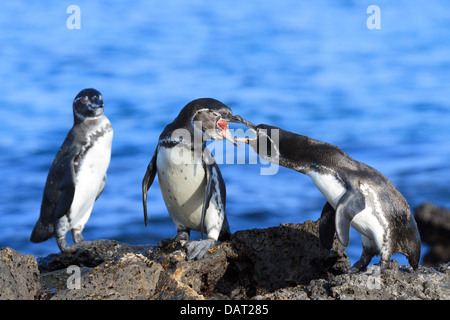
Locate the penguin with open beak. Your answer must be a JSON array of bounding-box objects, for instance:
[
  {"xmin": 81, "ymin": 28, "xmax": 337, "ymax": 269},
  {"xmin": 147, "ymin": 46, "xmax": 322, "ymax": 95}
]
[{"xmin": 142, "ymin": 98, "xmax": 243, "ymax": 260}]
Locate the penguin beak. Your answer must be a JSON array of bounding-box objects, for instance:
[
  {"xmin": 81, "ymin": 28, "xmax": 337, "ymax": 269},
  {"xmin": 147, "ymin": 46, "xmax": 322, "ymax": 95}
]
[
  {"xmin": 86, "ymin": 98, "xmax": 104, "ymax": 117},
  {"xmin": 230, "ymin": 115, "xmax": 257, "ymax": 131},
  {"xmin": 227, "ymin": 115, "xmax": 257, "ymax": 145},
  {"xmin": 217, "ymin": 119, "xmax": 239, "ymax": 146},
  {"xmin": 236, "ymin": 137, "xmax": 250, "ymax": 144},
  {"xmin": 89, "ymin": 97, "xmax": 104, "ymax": 109}
]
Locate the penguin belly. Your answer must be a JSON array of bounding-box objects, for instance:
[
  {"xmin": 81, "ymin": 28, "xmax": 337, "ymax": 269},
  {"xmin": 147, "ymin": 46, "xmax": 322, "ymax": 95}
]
[
  {"xmin": 308, "ymin": 170, "xmax": 388, "ymax": 252},
  {"xmin": 156, "ymin": 146, "xmax": 206, "ymax": 231},
  {"xmin": 307, "ymin": 170, "xmax": 346, "ymax": 209},
  {"xmin": 68, "ymin": 128, "xmax": 113, "ymax": 230},
  {"xmin": 350, "ymin": 183, "xmax": 388, "ymax": 253}
]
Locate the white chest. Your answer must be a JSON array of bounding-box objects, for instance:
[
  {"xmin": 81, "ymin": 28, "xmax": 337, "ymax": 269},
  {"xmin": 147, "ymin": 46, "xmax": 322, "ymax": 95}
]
[
  {"xmin": 70, "ymin": 126, "xmax": 113, "ymax": 223},
  {"xmin": 307, "ymin": 170, "xmax": 346, "ymax": 209},
  {"xmin": 76, "ymin": 129, "xmax": 113, "ymax": 184},
  {"xmin": 156, "ymin": 146, "xmax": 207, "ymax": 229}
]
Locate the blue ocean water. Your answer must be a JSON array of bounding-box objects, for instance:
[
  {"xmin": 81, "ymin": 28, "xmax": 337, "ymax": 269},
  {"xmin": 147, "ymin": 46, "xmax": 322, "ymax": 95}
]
[{"xmin": 0, "ymin": 1, "xmax": 449, "ymax": 267}]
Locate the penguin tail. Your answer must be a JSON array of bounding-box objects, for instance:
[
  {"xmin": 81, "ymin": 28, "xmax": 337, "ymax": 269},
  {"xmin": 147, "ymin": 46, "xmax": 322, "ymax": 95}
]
[
  {"xmin": 218, "ymin": 216, "xmax": 232, "ymax": 241},
  {"xmin": 30, "ymin": 219, "xmax": 54, "ymax": 243}
]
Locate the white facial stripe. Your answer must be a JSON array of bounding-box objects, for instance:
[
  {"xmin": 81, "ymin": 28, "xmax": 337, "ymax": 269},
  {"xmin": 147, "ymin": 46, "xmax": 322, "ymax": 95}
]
[
  {"xmin": 191, "ymin": 108, "xmax": 224, "ymax": 136},
  {"xmin": 191, "ymin": 108, "xmax": 210, "ymax": 126},
  {"xmin": 74, "ymin": 107, "xmax": 86, "ymax": 120},
  {"xmin": 258, "ymin": 129, "xmax": 281, "ymax": 162},
  {"xmin": 74, "ymin": 95, "xmax": 102, "ymax": 104},
  {"xmin": 74, "ymin": 96, "xmax": 88, "ymax": 103}
]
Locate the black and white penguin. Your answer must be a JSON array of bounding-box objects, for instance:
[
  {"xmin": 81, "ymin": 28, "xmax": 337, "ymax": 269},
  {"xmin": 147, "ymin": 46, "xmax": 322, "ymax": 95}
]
[
  {"xmin": 142, "ymin": 98, "xmax": 243, "ymax": 260},
  {"xmin": 30, "ymin": 88, "xmax": 113, "ymax": 253},
  {"xmin": 236, "ymin": 118, "xmax": 421, "ymax": 272}
]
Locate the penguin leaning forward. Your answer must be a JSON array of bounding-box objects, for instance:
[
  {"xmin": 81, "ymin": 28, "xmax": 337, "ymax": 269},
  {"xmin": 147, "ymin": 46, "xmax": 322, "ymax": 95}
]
[
  {"xmin": 142, "ymin": 98, "xmax": 244, "ymax": 260},
  {"xmin": 31, "ymin": 88, "xmax": 113, "ymax": 252},
  {"xmin": 236, "ymin": 117, "xmax": 421, "ymax": 272}
]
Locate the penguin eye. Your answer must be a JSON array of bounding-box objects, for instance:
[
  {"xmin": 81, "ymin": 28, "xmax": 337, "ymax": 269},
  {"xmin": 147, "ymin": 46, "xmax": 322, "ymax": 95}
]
[
  {"xmin": 212, "ymin": 111, "xmax": 220, "ymax": 117},
  {"xmin": 82, "ymin": 97, "xmax": 87, "ymax": 104},
  {"xmin": 99, "ymin": 96, "xmax": 103, "ymax": 101}
]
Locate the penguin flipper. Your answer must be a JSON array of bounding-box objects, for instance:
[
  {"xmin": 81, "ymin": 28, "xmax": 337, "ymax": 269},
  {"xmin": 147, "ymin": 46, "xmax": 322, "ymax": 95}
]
[
  {"xmin": 142, "ymin": 148, "xmax": 158, "ymax": 226},
  {"xmin": 51, "ymin": 149, "xmax": 78, "ymax": 221},
  {"xmin": 31, "ymin": 144, "xmax": 79, "ymax": 243},
  {"xmin": 201, "ymin": 150, "xmax": 226, "ymax": 239},
  {"xmin": 201, "ymin": 164, "xmax": 213, "ymax": 239},
  {"xmin": 335, "ymin": 188, "xmax": 366, "ymax": 247},
  {"xmin": 319, "ymin": 202, "xmax": 336, "ymax": 250}
]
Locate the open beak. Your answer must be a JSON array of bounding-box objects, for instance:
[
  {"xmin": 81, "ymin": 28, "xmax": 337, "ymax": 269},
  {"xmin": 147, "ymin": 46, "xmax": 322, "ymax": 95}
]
[
  {"xmin": 217, "ymin": 118, "xmax": 239, "ymax": 146},
  {"xmin": 236, "ymin": 137, "xmax": 250, "ymax": 144}
]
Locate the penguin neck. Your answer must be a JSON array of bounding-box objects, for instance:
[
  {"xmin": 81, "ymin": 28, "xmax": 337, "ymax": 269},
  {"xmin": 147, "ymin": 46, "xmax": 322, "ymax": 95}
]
[
  {"xmin": 276, "ymin": 134, "xmax": 316, "ymax": 174},
  {"xmin": 160, "ymin": 121, "xmax": 206, "ymax": 153},
  {"xmin": 73, "ymin": 111, "xmax": 104, "ymax": 126},
  {"xmin": 256, "ymin": 127, "xmax": 341, "ymax": 175}
]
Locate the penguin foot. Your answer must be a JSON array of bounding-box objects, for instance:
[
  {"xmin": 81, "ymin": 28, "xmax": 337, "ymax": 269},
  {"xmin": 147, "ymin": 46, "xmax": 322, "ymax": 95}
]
[
  {"xmin": 185, "ymin": 239, "xmax": 215, "ymax": 260},
  {"xmin": 57, "ymin": 236, "xmax": 92, "ymax": 253},
  {"xmin": 346, "ymin": 259, "xmax": 391, "ymax": 274},
  {"xmin": 76, "ymin": 240, "xmax": 93, "ymax": 247},
  {"xmin": 346, "ymin": 253, "xmax": 374, "ymax": 273},
  {"xmin": 346, "ymin": 266, "xmax": 364, "ymax": 274},
  {"xmin": 57, "ymin": 238, "xmax": 83, "ymax": 253},
  {"xmin": 377, "ymin": 259, "xmax": 389, "ymax": 272},
  {"xmin": 72, "ymin": 229, "xmax": 85, "ymax": 244}
]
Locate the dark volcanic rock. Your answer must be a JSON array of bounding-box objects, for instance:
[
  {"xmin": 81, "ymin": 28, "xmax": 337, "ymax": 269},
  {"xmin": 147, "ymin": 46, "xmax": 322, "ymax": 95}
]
[
  {"xmin": 37, "ymin": 220, "xmax": 349, "ymax": 300},
  {"xmin": 0, "ymin": 247, "xmax": 40, "ymax": 300},
  {"xmin": 230, "ymin": 221, "xmax": 350, "ymax": 294},
  {"xmin": 254, "ymin": 261, "xmax": 450, "ymax": 300},
  {"xmin": 37, "ymin": 239, "xmax": 153, "ymax": 273},
  {"xmin": 2, "ymin": 219, "xmax": 449, "ymax": 300},
  {"xmin": 49, "ymin": 253, "xmax": 165, "ymax": 300},
  {"xmin": 415, "ymin": 202, "xmax": 450, "ymax": 266}
]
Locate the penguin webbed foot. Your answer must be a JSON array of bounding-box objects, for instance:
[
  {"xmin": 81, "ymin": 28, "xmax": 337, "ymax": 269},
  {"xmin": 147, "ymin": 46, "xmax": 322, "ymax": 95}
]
[
  {"xmin": 346, "ymin": 254, "xmax": 373, "ymax": 274},
  {"xmin": 72, "ymin": 229, "xmax": 87, "ymax": 244},
  {"xmin": 57, "ymin": 236, "xmax": 89, "ymax": 253},
  {"xmin": 346, "ymin": 257, "xmax": 390, "ymax": 274},
  {"xmin": 346, "ymin": 266, "xmax": 363, "ymax": 274},
  {"xmin": 376, "ymin": 259, "xmax": 389, "ymax": 272},
  {"xmin": 185, "ymin": 239, "xmax": 215, "ymax": 260}
]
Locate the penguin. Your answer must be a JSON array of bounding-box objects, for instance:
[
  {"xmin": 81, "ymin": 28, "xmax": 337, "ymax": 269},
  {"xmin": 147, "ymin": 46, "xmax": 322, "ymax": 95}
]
[
  {"xmin": 142, "ymin": 98, "xmax": 243, "ymax": 260},
  {"xmin": 235, "ymin": 117, "xmax": 421, "ymax": 272},
  {"xmin": 30, "ymin": 88, "xmax": 113, "ymax": 253}
]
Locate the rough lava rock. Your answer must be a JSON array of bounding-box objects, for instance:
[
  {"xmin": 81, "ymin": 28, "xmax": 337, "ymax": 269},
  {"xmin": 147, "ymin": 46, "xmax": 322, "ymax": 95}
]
[
  {"xmin": 0, "ymin": 247, "xmax": 40, "ymax": 299},
  {"xmin": 415, "ymin": 202, "xmax": 450, "ymax": 266},
  {"xmin": 1, "ymin": 219, "xmax": 449, "ymax": 300}
]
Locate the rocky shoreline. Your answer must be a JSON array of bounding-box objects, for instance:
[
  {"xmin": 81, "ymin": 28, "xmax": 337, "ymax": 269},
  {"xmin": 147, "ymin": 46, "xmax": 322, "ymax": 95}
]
[{"xmin": 1, "ymin": 218, "xmax": 449, "ymax": 300}]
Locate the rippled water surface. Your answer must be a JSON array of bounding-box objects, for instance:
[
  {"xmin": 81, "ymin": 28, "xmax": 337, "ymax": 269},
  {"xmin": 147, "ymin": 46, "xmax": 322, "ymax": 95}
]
[{"xmin": 1, "ymin": 1, "xmax": 449, "ymax": 266}]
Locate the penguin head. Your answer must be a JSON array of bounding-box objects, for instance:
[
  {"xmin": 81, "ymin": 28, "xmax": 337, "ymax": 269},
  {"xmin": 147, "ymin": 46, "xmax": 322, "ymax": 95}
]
[
  {"xmin": 234, "ymin": 117, "xmax": 265, "ymax": 145},
  {"xmin": 73, "ymin": 88, "xmax": 104, "ymax": 122},
  {"xmin": 404, "ymin": 223, "xmax": 422, "ymax": 270},
  {"xmin": 180, "ymin": 98, "xmax": 243, "ymax": 146},
  {"xmin": 235, "ymin": 119, "xmax": 280, "ymax": 158}
]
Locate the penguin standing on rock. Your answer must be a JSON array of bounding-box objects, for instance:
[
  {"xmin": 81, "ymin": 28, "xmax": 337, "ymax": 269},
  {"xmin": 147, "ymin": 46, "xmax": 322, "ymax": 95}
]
[
  {"xmin": 236, "ymin": 117, "xmax": 421, "ymax": 272},
  {"xmin": 31, "ymin": 88, "xmax": 113, "ymax": 253},
  {"xmin": 142, "ymin": 98, "xmax": 243, "ymax": 260}
]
